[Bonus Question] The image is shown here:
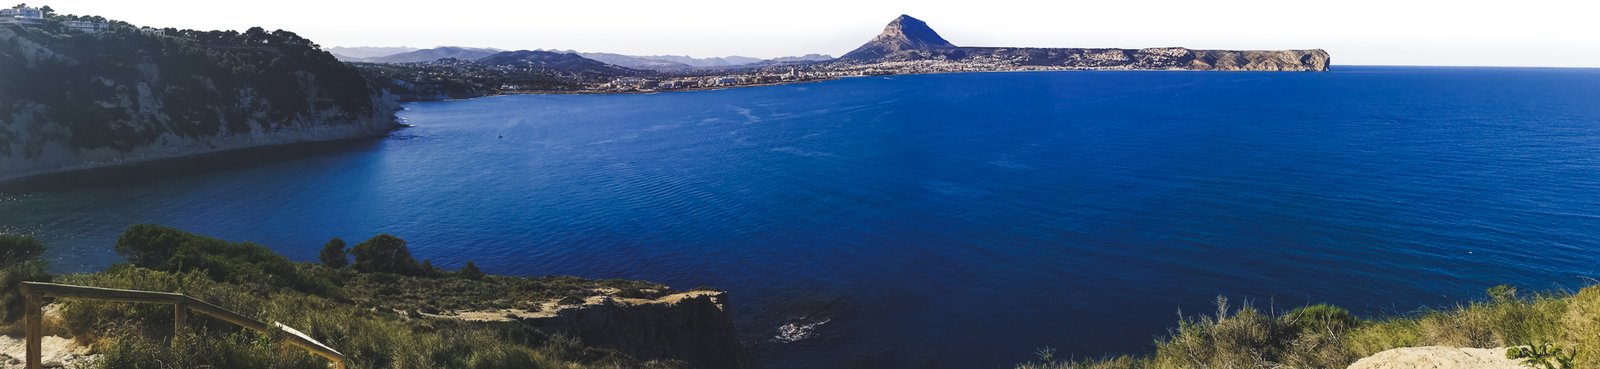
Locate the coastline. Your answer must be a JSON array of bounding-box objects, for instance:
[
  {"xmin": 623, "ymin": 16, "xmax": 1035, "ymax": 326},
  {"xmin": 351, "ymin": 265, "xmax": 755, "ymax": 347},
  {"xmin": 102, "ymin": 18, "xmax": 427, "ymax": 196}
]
[
  {"xmin": 434, "ymin": 64, "xmax": 1340, "ymax": 99},
  {"xmin": 0, "ymin": 128, "xmax": 400, "ymax": 191}
]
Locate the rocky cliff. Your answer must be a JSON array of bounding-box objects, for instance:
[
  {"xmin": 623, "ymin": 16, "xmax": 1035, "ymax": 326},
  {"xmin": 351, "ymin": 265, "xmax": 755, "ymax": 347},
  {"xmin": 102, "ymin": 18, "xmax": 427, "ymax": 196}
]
[
  {"xmin": 0, "ymin": 23, "xmax": 400, "ymax": 182},
  {"xmin": 518, "ymin": 291, "xmax": 752, "ymax": 369},
  {"xmin": 841, "ymin": 15, "xmax": 1329, "ymax": 71}
]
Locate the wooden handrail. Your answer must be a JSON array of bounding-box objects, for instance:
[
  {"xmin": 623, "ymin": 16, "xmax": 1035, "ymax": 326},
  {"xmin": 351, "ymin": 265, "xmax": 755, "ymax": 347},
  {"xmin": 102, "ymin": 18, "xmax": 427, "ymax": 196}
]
[{"xmin": 18, "ymin": 282, "xmax": 346, "ymax": 369}]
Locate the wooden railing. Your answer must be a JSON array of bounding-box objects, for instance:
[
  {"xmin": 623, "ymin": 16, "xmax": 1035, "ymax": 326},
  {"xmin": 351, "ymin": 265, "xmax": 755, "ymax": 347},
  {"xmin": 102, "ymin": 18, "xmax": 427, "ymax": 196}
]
[{"xmin": 17, "ymin": 282, "xmax": 346, "ymax": 369}]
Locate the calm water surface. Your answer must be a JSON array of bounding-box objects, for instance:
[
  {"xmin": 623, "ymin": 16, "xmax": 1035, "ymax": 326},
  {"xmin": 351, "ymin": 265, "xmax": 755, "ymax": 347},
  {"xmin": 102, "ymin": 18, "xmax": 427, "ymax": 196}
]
[{"xmin": 5, "ymin": 67, "xmax": 1600, "ymax": 369}]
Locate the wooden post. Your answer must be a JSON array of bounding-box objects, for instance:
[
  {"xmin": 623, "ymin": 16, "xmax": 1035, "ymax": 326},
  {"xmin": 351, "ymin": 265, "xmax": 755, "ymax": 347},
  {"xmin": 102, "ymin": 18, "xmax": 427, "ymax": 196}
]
[
  {"xmin": 173, "ymin": 297, "xmax": 188, "ymax": 333},
  {"xmin": 21, "ymin": 284, "xmax": 41, "ymax": 369}
]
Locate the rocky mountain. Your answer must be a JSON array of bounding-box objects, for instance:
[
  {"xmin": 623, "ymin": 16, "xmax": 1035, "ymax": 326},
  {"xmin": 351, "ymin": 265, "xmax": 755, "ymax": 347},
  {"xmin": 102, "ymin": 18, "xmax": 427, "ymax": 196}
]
[
  {"xmin": 327, "ymin": 46, "xmax": 418, "ymax": 60},
  {"xmin": 841, "ymin": 15, "xmax": 954, "ymax": 61},
  {"xmin": 365, "ymin": 46, "xmax": 501, "ymax": 63},
  {"xmin": 0, "ymin": 23, "xmax": 400, "ymax": 182},
  {"xmin": 839, "ymin": 15, "xmax": 1330, "ymax": 71}
]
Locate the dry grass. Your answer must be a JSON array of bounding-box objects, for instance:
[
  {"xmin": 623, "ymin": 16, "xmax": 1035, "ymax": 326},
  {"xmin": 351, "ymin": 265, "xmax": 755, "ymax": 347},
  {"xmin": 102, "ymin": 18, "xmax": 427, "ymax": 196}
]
[
  {"xmin": 1017, "ymin": 284, "xmax": 1600, "ymax": 369},
  {"xmin": 54, "ymin": 265, "xmax": 683, "ymax": 369}
]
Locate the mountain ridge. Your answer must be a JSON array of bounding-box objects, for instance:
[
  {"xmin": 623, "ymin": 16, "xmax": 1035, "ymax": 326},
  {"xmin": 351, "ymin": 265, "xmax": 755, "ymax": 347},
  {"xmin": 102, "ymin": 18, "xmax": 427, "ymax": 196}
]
[{"xmin": 362, "ymin": 46, "xmax": 503, "ymax": 63}]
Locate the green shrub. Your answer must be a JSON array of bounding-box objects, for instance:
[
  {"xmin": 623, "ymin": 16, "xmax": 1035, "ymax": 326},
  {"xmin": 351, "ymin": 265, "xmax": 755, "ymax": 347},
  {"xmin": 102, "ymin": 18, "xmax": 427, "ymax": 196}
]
[
  {"xmin": 114, "ymin": 224, "xmax": 189, "ymax": 268},
  {"xmin": 320, "ymin": 238, "xmax": 348, "ymax": 269},
  {"xmin": 460, "ymin": 261, "xmax": 485, "ymax": 280},
  {"xmin": 0, "ymin": 259, "xmax": 51, "ymax": 324},
  {"xmin": 1280, "ymin": 304, "xmax": 1359, "ymax": 335},
  {"xmin": 349, "ymin": 234, "xmax": 424, "ymax": 276},
  {"xmin": 0, "ymin": 234, "xmax": 46, "ymax": 266},
  {"xmin": 111, "ymin": 224, "xmax": 335, "ymax": 295},
  {"xmin": 1488, "ymin": 284, "xmax": 1518, "ymax": 302}
]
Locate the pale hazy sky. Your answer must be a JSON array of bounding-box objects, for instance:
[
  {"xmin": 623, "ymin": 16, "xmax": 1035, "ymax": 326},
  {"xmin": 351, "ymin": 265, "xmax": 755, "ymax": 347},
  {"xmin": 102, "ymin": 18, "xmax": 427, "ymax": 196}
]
[{"xmin": 42, "ymin": 0, "xmax": 1600, "ymax": 67}]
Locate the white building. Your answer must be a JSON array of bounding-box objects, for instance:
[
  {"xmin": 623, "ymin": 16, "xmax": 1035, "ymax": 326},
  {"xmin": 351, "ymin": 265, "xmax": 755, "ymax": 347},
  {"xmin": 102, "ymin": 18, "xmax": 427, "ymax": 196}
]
[
  {"xmin": 64, "ymin": 20, "xmax": 109, "ymax": 33},
  {"xmin": 0, "ymin": 6, "xmax": 45, "ymax": 25}
]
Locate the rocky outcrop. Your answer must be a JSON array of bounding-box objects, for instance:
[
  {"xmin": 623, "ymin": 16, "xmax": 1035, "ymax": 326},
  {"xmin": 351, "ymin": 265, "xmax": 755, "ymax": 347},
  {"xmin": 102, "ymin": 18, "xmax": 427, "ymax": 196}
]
[
  {"xmin": 839, "ymin": 15, "xmax": 1329, "ymax": 71},
  {"xmin": 0, "ymin": 25, "xmax": 400, "ymax": 182},
  {"xmin": 519, "ymin": 291, "xmax": 751, "ymax": 369}
]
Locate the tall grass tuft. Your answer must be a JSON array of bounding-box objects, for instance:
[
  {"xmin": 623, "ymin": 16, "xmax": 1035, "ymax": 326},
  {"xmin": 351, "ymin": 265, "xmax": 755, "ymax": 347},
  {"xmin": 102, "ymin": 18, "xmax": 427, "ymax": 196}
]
[{"xmin": 1017, "ymin": 284, "xmax": 1600, "ymax": 369}]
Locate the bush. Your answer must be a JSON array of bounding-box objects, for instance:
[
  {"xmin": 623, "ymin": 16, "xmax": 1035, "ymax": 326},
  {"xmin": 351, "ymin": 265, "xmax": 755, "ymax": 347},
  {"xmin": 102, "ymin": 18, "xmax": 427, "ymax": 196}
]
[
  {"xmin": 114, "ymin": 224, "xmax": 190, "ymax": 269},
  {"xmin": 320, "ymin": 238, "xmax": 348, "ymax": 269},
  {"xmin": 111, "ymin": 225, "xmax": 335, "ymax": 294},
  {"xmin": 1280, "ymin": 304, "xmax": 1358, "ymax": 335},
  {"xmin": 0, "ymin": 260, "xmax": 52, "ymax": 324},
  {"xmin": 0, "ymin": 234, "xmax": 50, "ymax": 324},
  {"xmin": 459, "ymin": 261, "xmax": 484, "ymax": 280},
  {"xmin": 349, "ymin": 234, "xmax": 423, "ymax": 276},
  {"xmin": 0, "ymin": 234, "xmax": 47, "ymax": 266}
]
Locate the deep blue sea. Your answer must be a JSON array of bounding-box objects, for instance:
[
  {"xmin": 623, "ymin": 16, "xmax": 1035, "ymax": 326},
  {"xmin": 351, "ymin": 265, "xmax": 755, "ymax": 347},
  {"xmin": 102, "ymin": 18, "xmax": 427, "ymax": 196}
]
[{"xmin": 5, "ymin": 66, "xmax": 1600, "ymax": 369}]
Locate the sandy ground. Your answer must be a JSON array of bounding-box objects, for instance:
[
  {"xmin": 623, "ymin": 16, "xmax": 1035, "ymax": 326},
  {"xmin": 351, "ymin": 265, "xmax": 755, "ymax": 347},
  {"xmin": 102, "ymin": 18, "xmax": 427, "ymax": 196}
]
[
  {"xmin": 0, "ymin": 334, "xmax": 91, "ymax": 369},
  {"xmin": 1348, "ymin": 346, "xmax": 1526, "ymax": 369}
]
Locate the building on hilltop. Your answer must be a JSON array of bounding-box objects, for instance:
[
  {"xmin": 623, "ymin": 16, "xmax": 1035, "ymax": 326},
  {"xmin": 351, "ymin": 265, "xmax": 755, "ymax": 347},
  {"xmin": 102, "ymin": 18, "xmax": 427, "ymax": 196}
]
[
  {"xmin": 64, "ymin": 20, "xmax": 109, "ymax": 33},
  {"xmin": 0, "ymin": 5, "xmax": 45, "ymax": 25}
]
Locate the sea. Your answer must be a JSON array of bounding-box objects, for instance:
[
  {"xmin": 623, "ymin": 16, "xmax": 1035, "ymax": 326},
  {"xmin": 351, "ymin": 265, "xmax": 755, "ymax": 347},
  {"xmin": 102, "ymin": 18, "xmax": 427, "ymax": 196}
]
[{"xmin": 4, "ymin": 66, "xmax": 1600, "ymax": 369}]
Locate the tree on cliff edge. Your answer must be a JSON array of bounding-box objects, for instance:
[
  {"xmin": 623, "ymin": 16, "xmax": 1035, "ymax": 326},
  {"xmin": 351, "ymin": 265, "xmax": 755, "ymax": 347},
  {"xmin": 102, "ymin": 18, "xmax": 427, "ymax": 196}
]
[
  {"xmin": 459, "ymin": 261, "xmax": 484, "ymax": 280},
  {"xmin": 319, "ymin": 237, "xmax": 347, "ymax": 269},
  {"xmin": 349, "ymin": 234, "xmax": 423, "ymax": 275}
]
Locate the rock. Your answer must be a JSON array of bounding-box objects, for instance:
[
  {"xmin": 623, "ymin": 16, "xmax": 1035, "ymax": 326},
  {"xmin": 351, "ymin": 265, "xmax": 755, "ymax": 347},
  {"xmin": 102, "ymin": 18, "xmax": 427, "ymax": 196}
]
[
  {"xmin": 522, "ymin": 291, "xmax": 751, "ymax": 369},
  {"xmin": 1347, "ymin": 346, "xmax": 1526, "ymax": 369}
]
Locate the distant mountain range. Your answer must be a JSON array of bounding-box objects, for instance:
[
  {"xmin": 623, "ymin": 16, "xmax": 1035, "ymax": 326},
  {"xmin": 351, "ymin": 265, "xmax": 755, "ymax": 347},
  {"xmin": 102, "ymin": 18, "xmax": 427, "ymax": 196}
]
[
  {"xmin": 349, "ymin": 47, "xmax": 505, "ymax": 63},
  {"xmin": 474, "ymin": 50, "xmax": 637, "ymax": 76},
  {"xmin": 836, "ymin": 15, "xmax": 1328, "ymax": 71},
  {"xmin": 327, "ymin": 46, "xmax": 419, "ymax": 59},
  {"xmin": 334, "ymin": 46, "xmax": 834, "ymax": 71}
]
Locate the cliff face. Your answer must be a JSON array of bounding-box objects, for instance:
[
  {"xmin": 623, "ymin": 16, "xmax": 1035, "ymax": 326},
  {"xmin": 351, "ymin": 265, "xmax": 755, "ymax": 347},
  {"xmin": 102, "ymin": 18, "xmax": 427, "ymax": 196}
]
[
  {"xmin": 521, "ymin": 291, "xmax": 752, "ymax": 369},
  {"xmin": 0, "ymin": 24, "xmax": 400, "ymax": 181},
  {"xmin": 841, "ymin": 15, "xmax": 1329, "ymax": 71}
]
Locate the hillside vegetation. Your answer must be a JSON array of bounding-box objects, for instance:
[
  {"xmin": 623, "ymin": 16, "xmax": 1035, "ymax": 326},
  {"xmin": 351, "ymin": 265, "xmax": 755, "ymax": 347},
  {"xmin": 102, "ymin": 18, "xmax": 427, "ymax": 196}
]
[
  {"xmin": 1016, "ymin": 285, "xmax": 1598, "ymax": 369},
  {"xmin": 1, "ymin": 225, "xmax": 695, "ymax": 369},
  {"xmin": 0, "ymin": 13, "xmax": 398, "ymax": 180}
]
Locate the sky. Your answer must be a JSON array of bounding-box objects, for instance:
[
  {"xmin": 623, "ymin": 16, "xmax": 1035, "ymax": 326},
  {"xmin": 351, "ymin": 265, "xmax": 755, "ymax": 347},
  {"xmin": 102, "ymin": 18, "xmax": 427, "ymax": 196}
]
[{"xmin": 38, "ymin": 0, "xmax": 1600, "ymax": 67}]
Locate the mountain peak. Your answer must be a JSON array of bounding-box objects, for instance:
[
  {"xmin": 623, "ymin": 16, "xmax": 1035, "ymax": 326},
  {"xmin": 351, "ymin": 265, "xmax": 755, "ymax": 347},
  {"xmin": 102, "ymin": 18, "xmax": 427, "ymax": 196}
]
[{"xmin": 841, "ymin": 14, "xmax": 955, "ymax": 61}]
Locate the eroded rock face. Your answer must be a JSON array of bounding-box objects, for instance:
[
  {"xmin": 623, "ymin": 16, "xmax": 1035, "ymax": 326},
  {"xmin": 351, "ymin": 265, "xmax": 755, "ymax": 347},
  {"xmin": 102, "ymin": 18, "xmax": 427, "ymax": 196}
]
[{"xmin": 521, "ymin": 291, "xmax": 752, "ymax": 369}]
